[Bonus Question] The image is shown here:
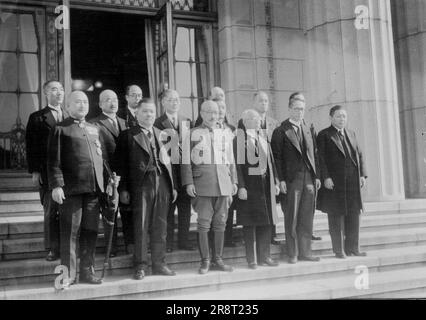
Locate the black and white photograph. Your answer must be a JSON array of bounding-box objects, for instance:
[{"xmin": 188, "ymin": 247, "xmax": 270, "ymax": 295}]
[{"xmin": 0, "ymin": 0, "xmax": 425, "ymax": 304}]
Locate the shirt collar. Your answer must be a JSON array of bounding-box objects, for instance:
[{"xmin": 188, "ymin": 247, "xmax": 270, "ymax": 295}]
[
  {"xmin": 128, "ymin": 106, "xmax": 136, "ymax": 117},
  {"xmin": 332, "ymin": 125, "xmax": 345, "ymax": 135},
  {"xmin": 48, "ymin": 104, "xmax": 61, "ymax": 112},
  {"xmin": 289, "ymin": 119, "xmax": 301, "ymax": 128},
  {"xmin": 103, "ymin": 112, "xmax": 117, "ymax": 121},
  {"xmin": 139, "ymin": 125, "xmax": 153, "ymax": 134},
  {"xmin": 165, "ymin": 111, "xmax": 177, "ymax": 121}
]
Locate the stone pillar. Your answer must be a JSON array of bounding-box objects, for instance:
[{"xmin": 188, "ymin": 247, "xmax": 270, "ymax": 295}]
[
  {"xmin": 391, "ymin": 0, "xmax": 426, "ymax": 198},
  {"xmin": 217, "ymin": 0, "xmax": 306, "ymax": 124},
  {"xmin": 303, "ymin": 0, "xmax": 405, "ymax": 201}
]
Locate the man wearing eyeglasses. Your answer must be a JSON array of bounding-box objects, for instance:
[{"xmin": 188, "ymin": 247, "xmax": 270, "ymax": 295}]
[
  {"xmin": 117, "ymin": 85, "xmax": 143, "ymax": 128},
  {"xmin": 154, "ymin": 89, "xmax": 194, "ymax": 253},
  {"xmin": 26, "ymin": 80, "xmax": 66, "ymax": 262},
  {"xmin": 90, "ymin": 90, "xmax": 126, "ymax": 257},
  {"xmin": 115, "ymin": 84, "xmax": 143, "ymax": 253},
  {"xmin": 271, "ymin": 93, "xmax": 321, "ymax": 264}
]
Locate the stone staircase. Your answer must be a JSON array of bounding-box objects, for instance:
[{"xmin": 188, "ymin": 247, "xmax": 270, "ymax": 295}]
[{"xmin": 1, "ymin": 173, "xmax": 426, "ymax": 299}]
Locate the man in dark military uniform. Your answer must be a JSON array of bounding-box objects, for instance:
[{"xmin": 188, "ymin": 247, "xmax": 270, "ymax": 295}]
[
  {"xmin": 25, "ymin": 80, "xmax": 65, "ymax": 261},
  {"xmin": 90, "ymin": 89, "xmax": 126, "ymax": 257},
  {"xmin": 47, "ymin": 90, "xmax": 104, "ymax": 285}
]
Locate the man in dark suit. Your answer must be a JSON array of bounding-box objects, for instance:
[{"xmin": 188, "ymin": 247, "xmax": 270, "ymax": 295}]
[
  {"xmin": 115, "ymin": 84, "xmax": 142, "ymax": 254},
  {"xmin": 115, "ymin": 98, "xmax": 178, "ymax": 280},
  {"xmin": 271, "ymin": 93, "xmax": 321, "ymax": 264},
  {"xmin": 154, "ymin": 89, "xmax": 194, "ymax": 252},
  {"xmin": 117, "ymin": 85, "xmax": 142, "ymax": 128},
  {"xmin": 25, "ymin": 80, "xmax": 65, "ymax": 261},
  {"xmin": 90, "ymin": 89, "xmax": 127, "ymax": 257},
  {"xmin": 317, "ymin": 105, "xmax": 367, "ymax": 258},
  {"xmin": 47, "ymin": 90, "xmax": 104, "ymax": 285}
]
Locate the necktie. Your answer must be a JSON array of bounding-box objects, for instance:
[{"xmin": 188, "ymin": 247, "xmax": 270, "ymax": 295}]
[
  {"xmin": 338, "ymin": 130, "xmax": 350, "ymax": 158},
  {"xmin": 111, "ymin": 118, "xmax": 118, "ymax": 132}
]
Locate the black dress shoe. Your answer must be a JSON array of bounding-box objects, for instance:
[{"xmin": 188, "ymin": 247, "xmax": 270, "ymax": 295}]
[
  {"xmin": 134, "ymin": 268, "xmax": 145, "ymax": 280},
  {"xmin": 335, "ymin": 253, "xmax": 347, "ymax": 259},
  {"xmin": 271, "ymin": 239, "xmax": 285, "ymax": 245},
  {"xmin": 210, "ymin": 259, "xmax": 233, "ymax": 272},
  {"xmin": 259, "ymin": 257, "xmax": 279, "ymax": 267},
  {"xmin": 199, "ymin": 260, "xmax": 210, "ymax": 274},
  {"xmin": 347, "ymin": 251, "xmax": 367, "ymax": 257},
  {"xmin": 177, "ymin": 244, "xmax": 196, "ymax": 251},
  {"xmin": 152, "ymin": 265, "xmax": 176, "ymax": 276},
  {"xmin": 46, "ymin": 250, "xmax": 59, "ymax": 262},
  {"xmin": 312, "ymin": 235, "xmax": 322, "ymax": 241},
  {"xmin": 79, "ymin": 271, "xmax": 103, "ymax": 285},
  {"xmin": 166, "ymin": 246, "xmax": 174, "ymax": 253},
  {"xmin": 298, "ymin": 256, "xmax": 321, "ymax": 262},
  {"xmin": 248, "ymin": 263, "xmax": 257, "ymax": 269},
  {"xmin": 288, "ymin": 256, "xmax": 297, "ymax": 264}
]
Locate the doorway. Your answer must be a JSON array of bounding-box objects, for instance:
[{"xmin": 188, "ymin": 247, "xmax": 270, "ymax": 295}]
[{"xmin": 70, "ymin": 9, "xmax": 149, "ymax": 119}]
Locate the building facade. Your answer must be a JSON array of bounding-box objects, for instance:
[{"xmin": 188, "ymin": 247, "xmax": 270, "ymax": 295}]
[{"xmin": 0, "ymin": 0, "xmax": 424, "ymax": 203}]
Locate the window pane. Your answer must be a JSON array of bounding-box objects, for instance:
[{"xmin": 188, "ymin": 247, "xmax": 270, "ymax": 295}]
[
  {"xmin": 19, "ymin": 54, "xmax": 39, "ymax": 92},
  {"xmin": 191, "ymin": 63, "xmax": 198, "ymax": 97},
  {"xmin": 180, "ymin": 97, "xmax": 196, "ymax": 121},
  {"xmin": 175, "ymin": 62, "xmax": 192, "ymax": 97},
  {"xmin": 0, "ymin": 94, "xmax": 18, "ymax": 133},
  {"xmin": 0, "ymin": 53, "xmax": 18, "ymax": 91},
  {"xmin": 19, "ymin": 94, "xmax": 39, "ymax": 128},
  {"xmin": 194, "ymin": 28, "xmax": 206, "ymax": 63},
  {"xmin": 19, "ymin": 14, "xmax": 38, "ymax": 52},
  {"xmin": 0, "ymin": 13, "xmax": 17, "ymax": 51},
  {"xmin": 175, "ymin": 27, "xmax": 190, "ymax": 61},
  {"xmin": 189, "ymin": 28, "xmax": 195, "ymax": 60}
]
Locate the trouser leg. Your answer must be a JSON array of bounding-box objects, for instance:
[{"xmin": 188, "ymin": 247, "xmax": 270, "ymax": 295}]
[
  {"xmin": 42, "ymin": 187, "xmax": 60, "ymax": 252},
  {"xmin": 177, "ymin": 191, "xmax": 192, "ymax": 246},
  {"xmin": 59, "ymin": 195, "xmax": 83, "ymax": 282},
  {"xmin": 79, "ymin": 193, "xmax": 100, "ymax": 271},
  {"xmin": 328, "ymin": 214, "xmax": 345, "ymax": 255},
  {"xmin": 243, "ymin": 226, "xmax": 256, "ymax": 264},
  {"xmin": 345, "ymin": 212, "xmax": 360, "ymax": 253},
  {"xmin": 119, "ymin": 204, "xmax": 134, "ymax": 246},
  {"xmin": 296, "ymin": 172, "xmax": 315, "ymax": 258},
  {"xmin": 256, "ymin": 225, "xmax": 272, "ymax": 262}
]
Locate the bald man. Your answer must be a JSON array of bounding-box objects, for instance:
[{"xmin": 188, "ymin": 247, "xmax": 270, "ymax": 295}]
[
  {"xmin": 47, "ymin": 91, "xmax": 104, "ymax": 285},
  {"xmin": 181, "ymin": 100, "xmax": 238, "ymax": 274},
  {"xmin": 90, "ymin": 90, "xmax": 126, "ymax": 257}
]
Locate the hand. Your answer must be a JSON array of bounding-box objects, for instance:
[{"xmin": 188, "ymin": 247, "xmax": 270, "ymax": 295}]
[
  {"xmin": 306, "ymin": 184, "xmax": 315, "ymax": 193},
  {"xmin": 360, "ymin": 176, "xmax": 366, "ymax": 188},
  {"xmin": 32, "ymin": 172, "xmax": 41, "ymax": 187},
  {"xmin": 172, "ymin": 189, "xmax": 178, "ymax": 203},
  {"xmin": 279, "ymin": 181, "xmax": 287, "ymax": 194},
  {"xmin": 275, "ymin": 185, "xmax": 280, "ymax": 196},
  {"xmin": 120, "ymin": 191, "xmax": 130, "ymax": 205},
  {"xmin": 315, "ymin": 179, "xmax": 321, "ymax": 190},
  {"xmin": 232, "ymin": 184, "xmax": 238, "ymax": 196},
  {"xmin": 238, "ymin": 188, "xmax": 247, "ymax": 200},
  {"xmin": 324, "ymin": 178, "xmax": 334, "ymax": 190},
  {"xmin": 52, "ymin": 187, "xmax": 65, "ymax": 204},
  {"xmin": 186, "ymin": 184, "xmax": 197, "ymax": 198}
]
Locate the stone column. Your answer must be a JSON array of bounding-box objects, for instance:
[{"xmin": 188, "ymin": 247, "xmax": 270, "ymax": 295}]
[
  {"xmin": 303, "ymin": 0, "xmax": 405, "ymax": 201},
  {"xmin": 392, "ymin": 0, "xmax": 426, "ymax": 198}
]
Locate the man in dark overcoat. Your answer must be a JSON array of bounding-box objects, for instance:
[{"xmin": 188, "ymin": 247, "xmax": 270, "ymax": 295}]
[
  {"xmin": 235, "ymin": 109, "xmax": 280, "ymax": 269},
  {"xmin": 317, "ymin": 105, "xmax": 367, "ymax": 258}
]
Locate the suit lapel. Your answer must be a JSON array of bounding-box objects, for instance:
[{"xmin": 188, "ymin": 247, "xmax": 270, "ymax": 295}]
[
  {"xmin": 99, "ymin": 115, "xmax": 118, "ymax": 137},
  {"xmin": 161, "ymin": 114, "xmax": 174, "ymax": 130},
  {"xmin": 153, "ymin": 127, "xmax": 174, "ymax": 190},
  {"xmin": 43, "ymin": 108, "xmax": 57, "ymax": 128},
  {"xmin": 344, "ymin": 129, "xmax": 358, "ymax": 164},
  {"xmin": 117, "ymin": 117, "xmax": 126, "ymax": 133},
  {"xmin": 132, "ymin": 128, "xmax": 151, "ymax": 155},
  {"xmin": 284, "ymin": 122, "xmax": 302, "ymax": 154},
  {"xmin": 301, "ymin": 123, "xmax": 315, "ymax": 169},
  {"xmin": 330, "ymin": 127, "xmax": 346, "ymax": 157}
]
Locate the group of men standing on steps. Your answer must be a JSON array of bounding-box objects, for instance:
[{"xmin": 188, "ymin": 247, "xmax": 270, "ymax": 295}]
[{"xmin": 25, "ymin": 79, "xmax": 368, "ymax": 285}]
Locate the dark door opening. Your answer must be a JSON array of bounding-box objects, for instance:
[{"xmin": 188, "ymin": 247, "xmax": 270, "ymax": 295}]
[{"xmin": 70, "ymin": 9, "xmax": 149, "ymax": 119}]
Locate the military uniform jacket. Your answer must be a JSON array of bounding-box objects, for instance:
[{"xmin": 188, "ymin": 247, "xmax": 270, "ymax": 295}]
[
  {"xmin": 181, "ymin": 123, "xmax": 238, "ymax": 197},
  {"xmin": 47, "ymin": 118, "xmax": 104, "ymax": 196}
]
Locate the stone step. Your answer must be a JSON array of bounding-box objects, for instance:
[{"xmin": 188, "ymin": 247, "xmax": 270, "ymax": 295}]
[
  {"xmin": 159, "ymin": 264, "xmax": 426, "ymax": 300},
  {"xmin": 0, "ymin": 173, "xmax": 35, "ymax": 192},
  {"xmin": 0, "ymin": 201, "xmax": 43, "ymax": 214},
  {"xmin": 0, "ymin": 192, "xmax": 40, "ymax": 202},
  {"xmin": 2, "ymin": 209, "xmax": 426, "ymax": 240},
  {"xmin": 3, "ymin": 245, "xmax": 426, "ymax": 300}
]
